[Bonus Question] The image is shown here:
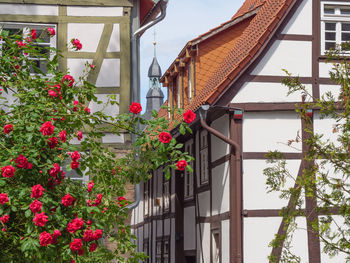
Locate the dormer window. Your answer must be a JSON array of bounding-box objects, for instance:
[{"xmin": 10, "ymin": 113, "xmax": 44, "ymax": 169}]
[{"xmin": 321, "ymin": 3, "xmax": 350, "ymax": 54}]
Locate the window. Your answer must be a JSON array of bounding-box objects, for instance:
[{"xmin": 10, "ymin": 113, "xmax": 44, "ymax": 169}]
[
  {"xmin": 143, "ymin": 240, "xmax": 149, "ymax": 263},
  {"xmin": 184, "ymin": 139, "xmax": 194, "ymax": 199},
  {"xmin": 144, "ymin": 180, "xmax": 150, "ymax": 217},
  {"xmin": 211, "ymin": 229, "xmax": 220, "ymax": 263},
  {"xmin": 321, "ymin": 3, "xmax": 350, "ymax": 53},
  {"xmin": 199, "ymin": 130, "xmax": 209, "ymax": 185},
  {"xmin": 156, "ymin": 241, "xmax": 162, "ymax": 263},
  {"xmin": 163, "ymin": 178, "xmax": 170, "ymax": 212},
  {"xmin": 163, "ymin": 239, "xmax": 170, "ymax": 263},
  {"xmin": 177, "ymin": 76, "xmax": 180, "ymax": 108},
  {"xmin": 188, "ymin": 64, "xmax": 192, "ymax": 103},
  {"xmin": 0, "ymin": 23, "xmax": 56, "ymax": 74}
]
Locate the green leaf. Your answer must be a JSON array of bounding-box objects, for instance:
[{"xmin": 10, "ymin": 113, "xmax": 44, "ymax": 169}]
[
  {"xmin": 25, "ymin": 209, "xmax": 32, "ymax": 218},
  {"xmin": 179, "ymin": 124, "xmax": 186, "ymax": 135}
]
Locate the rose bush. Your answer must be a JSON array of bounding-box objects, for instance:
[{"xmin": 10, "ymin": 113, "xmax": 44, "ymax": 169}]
[{"xmin": 0, "ymin": 28, "xmax": 194, "ymax": 262}]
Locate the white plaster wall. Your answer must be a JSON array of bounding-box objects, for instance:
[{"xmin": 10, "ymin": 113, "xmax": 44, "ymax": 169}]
[
  {"xmin": 221, "ymin": 220, "xmax": 230, "ymax": 263},
  {"xmin": 67, "ymin": 59, "xmax": 93, "ymax": 82},
  {"xmin": 67, "ymin": 23, "xmax": 104, "ymax": 53},
  {"xmin": 95, "ymin": 59, "xmax": 121, "ymax": 87},
  {"xmin": 197, "ymin": 191, "xmax": 211, "ymax": 217},
  {"xmin": 164, "ymin": 218, "xmax": 170, "ymax": 236},
  {"xmin": 197, "ymin": 223, "xmax": 211, "ymax": 263},
  {"xmin": 0, "ymin": 4, "xmax": 58, "ymax": 16},
  {"xmin": 152, "ymin": 221, "xmax": 156, "ymax": 262},
  {"xmin": 184, "ymin": 206, "xmax": 196, "ymax": 250},
  {"xmin": 319, "ymin": 62, "xmax": 334, "ymax": 78},
  {"xmin": 281, "ymin": 0, "xmax": 312, "ymax": 35},
  {"xmin": 144, "ymin": 223, "xmax": 149, "ymax": 238},
  {"xmin": 210, "ymin": 115, "xmax": 230, "ymax": 162},
  {"xmin": 138, "ymin": 227, "xmax": 143, "ymax": 253},
  {"xmin": 232, "ymin": 82, "xmax": 312, "ymax": 103},
  {"xmin": 156, "ymin": 220, "xmax": 163, "ymax": 237},
  {"xmin": 243, "ymin": 111, "xmax": 302, "ymax": 153},
  {"xmin": 244, "ymin": 217, "xmax": 308, "ymax": 262},
  {"xmin": 88, "ymin": 94, "xmax": 120, "ymax": 118},
  {"xmin": 171, "ymin": 170, "xmax": 176, "ymax": 213},
  {"xmin": 67, "ymin": 6, "xmax": 123, "ymax": 17},
  {"xmin": 106, "ymin": 24, "xmax": 121, "ymax": 52},
  {"xmin": 320, "ymin": 216, "xmax": 348, "ymax": 263},
  {"xmin": 211, "ymin": 162, "xmax": 230, "ymax": 215},
  {"xmin": 243, "ymin": 159, "xmax": 302, "ymax": 209},
  {"xmin": 319, "ymin": 84, "xmax": 341, "ymax": 99},
  {"xmin": 101, "ymin": 133, "xmax": 124, "ymax": 144},
  {"xmin": 314, "ymin": 112, "xmax": 342, "ymax": 147},
  {"xmin": 251, "ymin": 40, "xmax": 312, "ymax": 77}
]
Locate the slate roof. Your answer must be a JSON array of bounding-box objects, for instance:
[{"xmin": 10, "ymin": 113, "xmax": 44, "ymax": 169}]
[{"xmin": 148, "ymin": 57, "xmax": 162, "ymax": 78}]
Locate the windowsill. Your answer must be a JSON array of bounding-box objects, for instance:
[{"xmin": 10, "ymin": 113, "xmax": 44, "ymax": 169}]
[{"xmin": 196, "ymin": 183, "xmax": 210, "ymax": 193}]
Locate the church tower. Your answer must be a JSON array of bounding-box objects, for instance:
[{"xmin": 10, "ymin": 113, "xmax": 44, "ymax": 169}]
[{"xmin": 144, "ymin": 40, "xmax": 164, "ymax": 120}]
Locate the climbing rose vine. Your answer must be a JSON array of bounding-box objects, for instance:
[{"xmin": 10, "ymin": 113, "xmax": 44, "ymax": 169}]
[{"xmin": 0, "ymin": 28, "xmax": 193, "ymax": 262}]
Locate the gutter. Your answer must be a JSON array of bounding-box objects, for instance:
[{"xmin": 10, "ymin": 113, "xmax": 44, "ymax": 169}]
[
  {"xmin": 126, "ymin": 0, "xmax": 169, "ymax": 211},
  {"xmin": 198, "ymin": 105, "xmax": 243, "ymax": 263}
]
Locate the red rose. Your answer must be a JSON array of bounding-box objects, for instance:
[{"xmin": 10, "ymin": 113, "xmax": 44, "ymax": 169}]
[
  {"xmin": 31, "ymin": 184, "xmax": 45, "ymax": 198},
  {"xmin": 2, "ymin": 165, "xmax": 15, "ymax": 178},
  {"xmin": 67, "ymin": 218, "xmax": 84, "ymax": 233},
  {"xmin": 47, "ymin": 137, "xmax": 58, "ymax": 148},
  {"xmin": 39, "ymin": 231, "xmax": 53, "ymax": 246},
  {"xmin": 158, "ymin": 131, "xmax": 172, "ymax": 143},
  {"xmin": 129, "ymin": 102, "xmax": 142, "ymax": 114},
  {"xmin": 94, "ymin": 194, "xmax": 103, "ymax": 206},
  {"xmin": 83, "ymin": 229, "xmax": 94, "ymax": 242},
  {"xmin": 176, "ymin": 160, "xmax": 188, "ymax": 171},
  {"xmin": 71, "ymin": 38, "xmax": 82, "ymax": 51},
  {"xmin": 71, "ymin": 161, "xmax": 79, "ymax": 170},
  {"xmin": 16, "ymin": 40, "xmax": 27, "ymax": 48},
  {"xmin": 29, "ymin": 199, "xmax": 42, "ymax": 213},
  {"xmin": 52, "ymin": 229, "xmax": 61, "ymax": 238},
  {"xmin": 77, "ymin": 131, "xmax": 83, "ymax": 141},
  {"xmin": 59, "ymin": 130, "xmax": 66, "ymax": 142},
  {"xmin": 70, "ymin": 238, "xmax": 83, "ymax": 252},
  {"xmin": 31, "ymin": 29, "xmax": 37, "ymax": 39},
  {"xmin": 86, "ymin": 219, "xmax": 92, "ymax": 225},
  {"xmin": 71, "ymin": 151, "xmax": 80, "ymax": 161},
  {"xmin": 49, "ymin": 163, "xmax": 60, "ymax": 177},
  {"xmin": 33, "ymin": 212, "xmax": 48, "ymax": 227},
  {"xmin": 94, "ymin": 229, "xmax": 103, "ymax": 240},
  {"xmin": 47, "ymin": 27, "xmax": 55, "ymax": 36},
  {"xmin": 40, "ymin": 121, "xmax": 55, "ymax": 136},
  {"xmin": 117, "ymin": 196, "xmax": 127, "ymax": 207},
  {"xmin": 89, "ymin": 243, "xmax": 98, "ymax": 252},
  {"xmin": 84, "ymin": 107, "xmax": 91, "ymax": 114},
  {"xmin": 27, "ymin": 163, "xmax": 33, "ymax": 169},
  {"xmin": 48, "ymin": 90, "xmax": 57, "ymax": 98},
  {"xmin": 0, "ymin": 214, "xmax": 9, "ymax": 223},
  {"xmin": 15, "ymin": 155, "xmax": 28, "ymax": 168},
  {"xmin": 74, "ymin": 100, "xmax": 79, "ymax": 105},
  {"xmin": 78, "ymin": 249, "xmax": 84, "ymax": 256},
  {"xmin": 3, "ymin": 124, "xmax": 13, "ymax": 134},
  {"xmin": 62, "ymin": 74, "xmax": 74, "ymax": 87},
  {"xmin": 0, "ymin": 193, "xmax": 9, "ymax": 205},
  {"xmin": 183, "ymin": 109, "xmax": 196, "ymax": 124},
  {"xmin": 87, "ymin": 181, "xmax": 94, "ymax": 193},
  {"xmin": 61, "ymin": 193, "xmax": 74, "ymax": 207}
]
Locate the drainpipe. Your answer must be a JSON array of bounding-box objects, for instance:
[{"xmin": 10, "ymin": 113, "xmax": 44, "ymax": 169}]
[
  {"xmin": 198, "ymin": 105, "xmax": 243, "ymax": 263},
  {"xmin": 126, "ymin": 0, "xmax": 169, "ymax": 211}
]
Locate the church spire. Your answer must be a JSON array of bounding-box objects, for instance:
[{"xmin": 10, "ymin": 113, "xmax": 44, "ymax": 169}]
[{"xmin": 144, "ymin": 31, "xmax": 164, "ymax": 120}]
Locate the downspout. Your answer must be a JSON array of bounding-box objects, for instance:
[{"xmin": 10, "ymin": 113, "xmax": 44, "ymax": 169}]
[
  {"xmin": 198, "ymin": 105, "xmax": 243, "ymax": 263},
  {"xmin": 126, "ymin": 0, "xmax": 169, "ymax": 211}
]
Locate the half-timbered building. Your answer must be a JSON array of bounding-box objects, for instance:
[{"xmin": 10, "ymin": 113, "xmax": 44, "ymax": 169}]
[{"xmin": 131, "ymin": 0, "xmax": 349, "ymax": 262}]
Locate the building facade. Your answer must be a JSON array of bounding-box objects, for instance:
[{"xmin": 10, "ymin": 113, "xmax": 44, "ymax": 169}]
[{"xmin": 131, "ymin": 0, "xmax": 349, "ymax": 262}]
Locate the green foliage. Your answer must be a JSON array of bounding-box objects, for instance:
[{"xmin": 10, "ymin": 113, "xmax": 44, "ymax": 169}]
[
  {"xmin": 264, "ymin": 45, "xmax": 350, "ymax": 261},
  {"xmin": 0, "ymin": 28, "xmax": 193, "ymax": 262}
]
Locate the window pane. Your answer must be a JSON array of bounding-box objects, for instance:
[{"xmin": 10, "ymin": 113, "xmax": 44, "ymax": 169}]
[
  {"xmin": 325, "ymin": 23, "xmax": 336, "ymax": 31},
  {"xmin": 324, "ymin": 8, "xmax": 335, "ymax": 14},
  {"xmin": 342, "ymin": 32, "xmax": 350, "ymax": 41},
  {"xmin": 342, "ymin": 23, "xmax": 350, "ymax": 32},
  {"xmin": 341, "ymin": 8, "xmax": 350, "ymax": 15},
  {"xmin": 325, "ymin": 32, "xmax": 336, "ymax": 40},
  {"xmin": 325, "ymin": 42, "xmax": 336, "ymax": 50}
]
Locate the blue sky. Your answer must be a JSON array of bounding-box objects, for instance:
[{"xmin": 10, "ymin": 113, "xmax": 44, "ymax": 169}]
[{"xmin": 139, "ymin": 0, "xmax": 245, "ymax": 112}]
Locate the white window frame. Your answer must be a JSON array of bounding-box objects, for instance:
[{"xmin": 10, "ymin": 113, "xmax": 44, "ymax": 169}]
[
  {"xmin": 184, "ymin": 139, "xmax": 194, "ymax": 199},
  {"xmin": 321, "ymin": 2, "xmax": 350, "ymax": 54},
  {"xmin": 156, "ymin": 241, "xmax": 162, "ymax": 263},
  {"xmin": 163, "ymin": 178, "xmax": 170, "ymax": 212},
  {"xmin": 199, "ymin": 130, "xmax": 209, "ymax": 185},
  {"xmin": 211, "ymin": 229, "xmax": 221, "ymax": 263},
  {"xmin": 144, "ymin": 180, "xmax": 150, "ymax": 217},
  {"xmin": 188, "ymin": 63, "xmax": 192, "ymax": 103}
]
